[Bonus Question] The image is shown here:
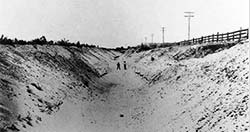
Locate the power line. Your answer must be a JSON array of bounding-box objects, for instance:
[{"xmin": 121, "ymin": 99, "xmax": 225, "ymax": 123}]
[{"xmin": 184, "ymin": 12, "xmax": 194, "ymax": 40}]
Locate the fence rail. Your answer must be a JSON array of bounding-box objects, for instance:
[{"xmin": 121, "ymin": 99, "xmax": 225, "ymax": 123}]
[{"xmin": 178, "ymin": 28, "xmax": 249, "ymax": 45}]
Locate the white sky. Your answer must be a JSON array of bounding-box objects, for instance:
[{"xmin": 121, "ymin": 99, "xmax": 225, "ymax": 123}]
[{"xmin": 0, "ymin": 0, "xmax": 249, "ymax": 47}]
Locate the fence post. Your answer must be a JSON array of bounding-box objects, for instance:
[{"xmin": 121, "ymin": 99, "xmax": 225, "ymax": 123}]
[
  {"xmin": 247, "ymin": 29, "xmax": 249, "ymax": 39},
  {"xmin": 227, "ymin": 32, "xmax": 229, "ymax": 41},
  {"xmin": 220, "ymin": 33, "xmax": 223, "ymax": 42},
  {"xmin": 216, "ymin": 32, "xmax": 219, "ymax": 42},
  {"xmin": 239, "ymin": 30, "xmax": 242, "ymax": 42},
  {"xmin": 232, "ymin": 32, "xmax": 235, "ymax": 41},
  {"xmin": 212, "ymin": 34, "xmax": 214, "ymax": 42}
]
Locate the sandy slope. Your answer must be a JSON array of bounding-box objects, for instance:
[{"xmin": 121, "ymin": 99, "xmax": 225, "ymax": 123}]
[
  {"xmin": 125, "ymin": 41, "xmax": 249, "ymax": 132},
  {"xmin": 0, "ymin": 45, "xmax": 121, "ymax": 132},
  {"xmin": 0, "ymin": 41, "xmax": 249, "ymax": 132}
]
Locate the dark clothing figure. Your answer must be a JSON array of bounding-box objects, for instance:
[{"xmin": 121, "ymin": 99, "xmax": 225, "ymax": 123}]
[
  {"xmin": 117, "ymin": 62, "xmax": 121, "ymax": 70},
  {"xmin": 123, "ymin": 61, "xmax": 127, "ymax": 70}
]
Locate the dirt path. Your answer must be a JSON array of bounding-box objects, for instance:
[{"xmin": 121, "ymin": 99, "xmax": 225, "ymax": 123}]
[
  {"xmin": 27, "ymin": 58, "xmax": 151, "ymax": 132},
  {"xmin": 81, "ymin": 59, "xmax": 150, "ymax": 132}
]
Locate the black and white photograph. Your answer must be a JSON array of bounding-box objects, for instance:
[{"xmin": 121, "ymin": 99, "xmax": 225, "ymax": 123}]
[{"xmin": 0, "ymin": 0, "xmax": 249, "ymax": 131}]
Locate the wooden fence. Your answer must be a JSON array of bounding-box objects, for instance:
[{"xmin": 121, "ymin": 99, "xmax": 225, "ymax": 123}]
[{"xmin": 178, "ymin": 28, "xmax": 249, "ymax": 45}]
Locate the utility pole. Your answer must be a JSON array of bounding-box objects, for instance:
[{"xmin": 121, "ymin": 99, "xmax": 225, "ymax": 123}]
[
  {"xmin": 151, "ymin": 34, "xmax": 154, "ymax": 44},
  {"xmin": 144, "ymin": 37, "xmax": 147, "ymax": 44},
  {"xmin": 161, "ymin": 27, "xmax": 165, "ymax": 44},
  {"xmin": 184, "ymin": 12, "xmax": 194, "ymax": 40}
]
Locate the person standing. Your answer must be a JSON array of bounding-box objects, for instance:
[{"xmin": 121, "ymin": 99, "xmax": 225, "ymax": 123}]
[
  {"xmin": 117, "ymin": 62, "xmax": 121, "ymax": 70},
  {"xmin": 123, "ymin": 61, "xmax": 127, "ymax": 70}
]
